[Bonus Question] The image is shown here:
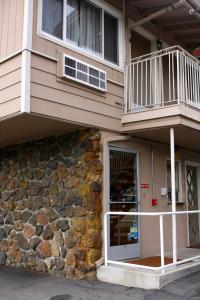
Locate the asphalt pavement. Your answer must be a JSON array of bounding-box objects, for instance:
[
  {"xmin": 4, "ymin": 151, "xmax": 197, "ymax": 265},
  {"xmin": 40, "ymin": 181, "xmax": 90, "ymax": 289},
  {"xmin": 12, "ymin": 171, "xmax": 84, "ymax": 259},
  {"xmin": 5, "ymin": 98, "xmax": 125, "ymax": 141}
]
[{"xmin": 0, "ymin": 267, "xmax": 200, "ymax": 300}]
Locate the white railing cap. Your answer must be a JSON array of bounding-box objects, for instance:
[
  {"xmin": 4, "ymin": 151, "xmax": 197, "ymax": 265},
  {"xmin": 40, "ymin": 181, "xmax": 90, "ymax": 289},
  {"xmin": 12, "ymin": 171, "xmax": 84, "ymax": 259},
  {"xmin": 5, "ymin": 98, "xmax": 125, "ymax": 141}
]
[{"xmin": 125, "ymin": 45, "xmax": 200, "ymax": 66}]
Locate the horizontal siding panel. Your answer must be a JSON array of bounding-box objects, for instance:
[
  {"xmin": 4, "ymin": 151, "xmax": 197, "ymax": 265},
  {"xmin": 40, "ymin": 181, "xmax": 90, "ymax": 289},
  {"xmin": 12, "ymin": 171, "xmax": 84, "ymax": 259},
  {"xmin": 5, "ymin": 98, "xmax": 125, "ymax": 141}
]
[
  {"xmin": 0, "ymin": 69, "xmax": 21, "ymax": 91},
  {"xmin": 31, "ymin": 67, "xmax": 123, "ymax": 107},
  {"xmin": 0, "ymin": 0, "xmax": 24, "ymax": 60},
  {"xmin": 0, "ymin": 98, "xmax": 21, "ymax": 118},
  {"xmin": 0, "ymin": 83, "xmax": 21, "ymax": 104},
  {"xmin": 0, "ymin": 55, "xmax": 21, "ymax": 77},
  {"xmin": 31, "ymin": 55, "xmax": 123, "ymax": 99},
  {"xmin": 31, "ymin": 83, "xmax": 121, "ymax": 120},
  {"xmin": 31, "ymin": 97, "xmax": 121, "ymax": 132}
]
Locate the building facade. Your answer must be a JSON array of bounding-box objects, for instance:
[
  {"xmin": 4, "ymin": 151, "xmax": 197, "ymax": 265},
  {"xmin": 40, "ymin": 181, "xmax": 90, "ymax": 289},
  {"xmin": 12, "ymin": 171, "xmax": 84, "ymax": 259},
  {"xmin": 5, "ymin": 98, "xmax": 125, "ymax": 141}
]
[{"xmin": 0, "ymin": 0, "xmax": 200, "ymax": 285}]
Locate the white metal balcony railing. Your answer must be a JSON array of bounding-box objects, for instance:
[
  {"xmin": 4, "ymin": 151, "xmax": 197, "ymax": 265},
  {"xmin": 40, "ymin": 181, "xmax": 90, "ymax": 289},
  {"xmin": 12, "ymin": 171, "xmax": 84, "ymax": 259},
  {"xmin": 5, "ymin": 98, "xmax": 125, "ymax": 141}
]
[
  {"xmin": 104, "ymin": 210, "xmax": 200, "ymax": 274},
  {"xmin": 124, "ymin": 46, "xmax": 200, "ymax": 114}
]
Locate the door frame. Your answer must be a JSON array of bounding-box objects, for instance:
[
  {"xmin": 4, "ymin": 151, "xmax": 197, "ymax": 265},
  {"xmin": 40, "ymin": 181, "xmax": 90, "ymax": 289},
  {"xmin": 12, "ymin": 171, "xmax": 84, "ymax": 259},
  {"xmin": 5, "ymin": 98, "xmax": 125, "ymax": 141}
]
[
  {"xmin": 185, "ymin": 161, "xmax": 200, "ymax": 245},
  {"xmin": 106, "ymin": 144, "xmax": 141, "ymax": 261}
]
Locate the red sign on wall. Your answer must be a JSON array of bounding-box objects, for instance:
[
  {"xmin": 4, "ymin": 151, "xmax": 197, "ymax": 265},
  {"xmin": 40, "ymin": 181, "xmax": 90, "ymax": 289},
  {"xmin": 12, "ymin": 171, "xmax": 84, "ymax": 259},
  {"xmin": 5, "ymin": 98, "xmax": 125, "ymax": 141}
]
[{"xmin": 141, "ymin": 183, "xmax": 150, "ymax": 189}]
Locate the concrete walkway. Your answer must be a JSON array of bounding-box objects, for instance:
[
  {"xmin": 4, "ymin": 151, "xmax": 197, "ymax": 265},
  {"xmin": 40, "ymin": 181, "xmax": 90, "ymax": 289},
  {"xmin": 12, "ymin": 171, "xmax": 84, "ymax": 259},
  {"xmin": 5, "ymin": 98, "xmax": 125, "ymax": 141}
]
[{"xmin": 0, "ymin": 267, "xmax": 200, "ymax": 300}]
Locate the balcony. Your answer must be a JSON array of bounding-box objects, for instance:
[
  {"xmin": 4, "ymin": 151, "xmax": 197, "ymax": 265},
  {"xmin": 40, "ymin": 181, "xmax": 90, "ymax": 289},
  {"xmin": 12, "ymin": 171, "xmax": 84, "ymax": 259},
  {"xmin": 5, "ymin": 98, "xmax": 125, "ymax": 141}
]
[{"xmin": 122, "ymin": 46, "xmax": 200, "ymax": 139}]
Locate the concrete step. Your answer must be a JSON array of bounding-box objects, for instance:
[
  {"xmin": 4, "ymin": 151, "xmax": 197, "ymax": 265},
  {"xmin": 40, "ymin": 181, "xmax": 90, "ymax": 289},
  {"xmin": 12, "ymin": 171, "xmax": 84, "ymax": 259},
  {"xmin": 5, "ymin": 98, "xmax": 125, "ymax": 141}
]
[{"xmin": 97, "ymin": 261, "xmax": 200, "ymax": 290}]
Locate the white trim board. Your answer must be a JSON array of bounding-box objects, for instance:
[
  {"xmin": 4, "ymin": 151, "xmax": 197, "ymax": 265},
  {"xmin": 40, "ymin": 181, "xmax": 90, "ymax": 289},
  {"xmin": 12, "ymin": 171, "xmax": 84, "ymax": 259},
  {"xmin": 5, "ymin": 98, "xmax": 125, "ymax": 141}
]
[{"xmin": 21, "ymin": 0, "xmax": 34, "ymax": 113}]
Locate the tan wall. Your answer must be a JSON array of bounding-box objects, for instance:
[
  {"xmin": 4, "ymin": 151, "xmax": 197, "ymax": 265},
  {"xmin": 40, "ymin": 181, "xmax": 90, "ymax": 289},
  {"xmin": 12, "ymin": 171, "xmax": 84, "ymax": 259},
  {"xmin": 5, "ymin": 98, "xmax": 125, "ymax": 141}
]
[
  {"xmin": 30, "ymin": 53, "xmax": 122, "ymax": 131},
  {"xmin": 101, "ymin": 132, "xmax": 200, "ymax": 257},
  {"xmin": 0, "ymin": 0, "xmax": 24, "ymax": 60},
  {"xmin": 0, "ymin": 54, "xmax": 22, "ymax": 119},
  {"xmin": 31, "ymin": 1, "xmax": 124, "ymax": 131}
]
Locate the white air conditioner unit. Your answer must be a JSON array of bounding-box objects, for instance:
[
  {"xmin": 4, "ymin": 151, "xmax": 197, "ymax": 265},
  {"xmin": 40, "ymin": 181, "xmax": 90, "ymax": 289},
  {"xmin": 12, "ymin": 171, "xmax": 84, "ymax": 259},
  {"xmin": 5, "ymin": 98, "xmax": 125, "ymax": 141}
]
[{"xmin": 63, "ymin": 55, "xmax": 107, "ymax": 92}]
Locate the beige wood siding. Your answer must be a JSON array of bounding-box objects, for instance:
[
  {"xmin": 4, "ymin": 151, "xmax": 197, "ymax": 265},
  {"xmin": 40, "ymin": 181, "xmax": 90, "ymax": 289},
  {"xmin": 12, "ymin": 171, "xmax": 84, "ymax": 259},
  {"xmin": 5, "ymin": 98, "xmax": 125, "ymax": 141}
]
[
  {"xmin": 0, "ymin": 0, "xmax": 24, "ymax": 60},
  {"xmin": 0, "ymin": 54, "xmax": 22, "ymax": 118},
  {"xmin": 30, "ymin": 53, "xmax": 122, "ymax": 131},
  {"xmin": 31, "ymin": 0, "xmax": 124, "ymax": 131}
]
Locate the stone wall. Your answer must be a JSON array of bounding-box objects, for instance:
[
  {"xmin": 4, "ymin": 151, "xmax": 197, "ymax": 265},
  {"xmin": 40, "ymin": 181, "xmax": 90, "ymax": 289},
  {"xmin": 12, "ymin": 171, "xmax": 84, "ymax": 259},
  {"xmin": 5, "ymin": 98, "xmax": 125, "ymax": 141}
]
[{"xmin": 0, "ymin": 129, "xmax": 102, "ymax": 279}]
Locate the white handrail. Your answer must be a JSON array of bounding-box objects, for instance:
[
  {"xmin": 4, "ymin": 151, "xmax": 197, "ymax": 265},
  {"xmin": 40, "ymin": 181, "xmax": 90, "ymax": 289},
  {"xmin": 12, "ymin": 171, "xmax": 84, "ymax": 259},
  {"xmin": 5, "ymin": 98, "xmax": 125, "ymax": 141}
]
[{"xmin": 104, "ymin": 210, "xmax": 200, "ymax": 273}]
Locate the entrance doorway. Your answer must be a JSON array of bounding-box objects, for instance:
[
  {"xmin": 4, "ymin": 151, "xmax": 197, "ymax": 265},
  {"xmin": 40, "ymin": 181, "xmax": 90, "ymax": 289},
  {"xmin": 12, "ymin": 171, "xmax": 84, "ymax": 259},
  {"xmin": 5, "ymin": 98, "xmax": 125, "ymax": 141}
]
[
  {"xmin": 186, "ymin": 163, "xmax": 200, "ymax": 245},
  {"xmin": 108, "ymin": 146, "xmax": 140, "ymax": 260}
]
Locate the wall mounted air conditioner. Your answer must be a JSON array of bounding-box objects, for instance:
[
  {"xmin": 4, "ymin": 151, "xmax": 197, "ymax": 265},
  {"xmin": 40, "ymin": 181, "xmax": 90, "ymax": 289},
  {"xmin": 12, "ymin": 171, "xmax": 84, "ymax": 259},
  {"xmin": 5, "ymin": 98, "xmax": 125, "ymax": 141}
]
[{"xmin": 63, "ymin": 55, "xmax": 107, "ymax": 92}]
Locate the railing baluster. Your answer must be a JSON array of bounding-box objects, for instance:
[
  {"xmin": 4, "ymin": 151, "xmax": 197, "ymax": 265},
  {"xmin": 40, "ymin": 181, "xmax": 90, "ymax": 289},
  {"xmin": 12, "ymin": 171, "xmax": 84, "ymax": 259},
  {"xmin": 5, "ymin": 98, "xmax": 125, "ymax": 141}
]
[{"xmin": 146, "ymin": 60, "xmax": 148, "ymax": 107}]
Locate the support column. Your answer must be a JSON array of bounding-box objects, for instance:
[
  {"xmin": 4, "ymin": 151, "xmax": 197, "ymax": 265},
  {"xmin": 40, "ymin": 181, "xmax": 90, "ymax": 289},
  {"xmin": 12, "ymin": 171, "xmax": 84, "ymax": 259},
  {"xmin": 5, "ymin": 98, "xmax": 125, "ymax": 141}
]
[{"xmin": 170, "ymin": 128, "xmax": 177, "ymax": 263}]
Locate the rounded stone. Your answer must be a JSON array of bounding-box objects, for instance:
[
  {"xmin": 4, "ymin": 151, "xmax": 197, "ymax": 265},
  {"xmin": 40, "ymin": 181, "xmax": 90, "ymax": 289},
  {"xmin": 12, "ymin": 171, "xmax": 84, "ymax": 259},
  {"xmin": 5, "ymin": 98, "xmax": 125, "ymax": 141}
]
[
  {"xmin": 16, "ymin": 233, "xmax": 29, "ymax": 250},
  {"xmin": 36, "ymin": 224, "xmax": 44, "ymax": 236},
  {"xmin": 51, "ymin": 240, "xmax": 59, "ymax": 257},
  {"xmin": 54, "ymin": 231, "xmax": 64, "ymax": 247},
  {"xmin": 36, "ymin": 211, "xmax": 48, "ymax": 225},
  {"xmin": 71, "ymin": 217, "xmax": 86, "ymax": 234},
  {"xmin": 36, "ymin": 240, "xmax": 51, "ymax": 259},
  {"xmin": 0, "ymin": 228, "xmax": 6, "ymax": 240},
  {"xmin": 22, "ymin": 211, "xmax": 32, "ymax": 222},
  {"xmin": 45, "ymin": 208, "xmax": 59, "ymax": 222},
  {"xmin": 5, "ymin": 212, "xmax": 14, "ymax": 225},
  {"xmin": 0, "ymin": 215, "xmax": 4, "ymax": 225},
  {"xmin": 0, "ymin": 252, "xmax": 7, "ymax": 265},
  {"xmin": 41, "ymin": 177, "xmax": 51, "ymax": 188},
  {"xmin": 28, "ymin": 214, "xmax": 37, "ymax": 227},
  {"xmin": 57, "ymin": 219, "xmax": 70, "ymax": 232},
  {"xmin": 14, "ymin": 221, "xmax": 23, "ymax": 231},
  {"xmin": 29, "ymin": 237, "xmax": 42, "ymax": 250},
  {"xmin": 23, "ymin": 224, "xmax": 35, "ymax": 238},
  {"xmin": 53, "ymin": 257, "xmax": 64, "ymax": 270},
  {"xmin": 42, "ymin": 225, "xmax": 54, "ymax": 240}
]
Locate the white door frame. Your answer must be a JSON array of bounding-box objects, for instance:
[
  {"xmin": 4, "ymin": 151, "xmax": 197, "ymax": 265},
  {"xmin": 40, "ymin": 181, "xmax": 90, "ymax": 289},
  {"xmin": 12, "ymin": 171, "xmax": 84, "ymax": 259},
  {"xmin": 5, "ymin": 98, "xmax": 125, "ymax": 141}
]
[
  {"xmin": 107, "ymin": 144, "xmax": 141, "ymax": 261},
  {"xmin": 185, "ymin": 160, "xmax": 200, "ymax": 245}
]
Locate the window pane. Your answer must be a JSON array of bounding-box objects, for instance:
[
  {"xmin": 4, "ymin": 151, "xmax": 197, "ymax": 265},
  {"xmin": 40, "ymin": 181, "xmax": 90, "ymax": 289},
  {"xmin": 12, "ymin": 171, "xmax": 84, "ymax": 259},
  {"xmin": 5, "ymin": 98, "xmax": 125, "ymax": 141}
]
[
  {"xmin": 79, "ymin": 0, "xmax": 102, "ymax": 54},
  {"xmin": 110, "ymin": 150, "xmax": 137, "ymax": 203},
  {"xmin": 66, "ymin": 0, "xmax": 79, "ymax": 44},
  {"xmin": 104, "ymin": 12, "xmax": 118, "ymax": 64},
  {"xmin": 42, "ymin": 0, "xmax": 63, "ymax": 39}
]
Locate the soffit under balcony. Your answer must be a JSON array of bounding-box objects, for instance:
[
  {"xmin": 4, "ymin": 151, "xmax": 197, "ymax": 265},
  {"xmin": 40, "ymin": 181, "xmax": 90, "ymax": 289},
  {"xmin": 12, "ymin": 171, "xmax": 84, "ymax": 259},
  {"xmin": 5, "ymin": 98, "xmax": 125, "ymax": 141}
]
[
  {"xmin": 1, "ymin": 114, "xmax": 82, "ymax": 148},
  {"xmin": 129, "ymin": 125, "xmax": 200, "ymax": 152},
  {"xmin": 126, "ymin": 0, "xmax": 200, "ymax": 53}
]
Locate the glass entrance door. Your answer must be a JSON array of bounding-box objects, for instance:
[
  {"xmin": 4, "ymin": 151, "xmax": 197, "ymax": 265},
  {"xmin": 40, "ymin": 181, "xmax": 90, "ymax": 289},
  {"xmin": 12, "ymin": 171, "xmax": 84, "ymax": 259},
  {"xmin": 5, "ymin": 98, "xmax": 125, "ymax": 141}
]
[{"xmin": 108, "ymin": 146, "xmax": 140, "ymax": 261}]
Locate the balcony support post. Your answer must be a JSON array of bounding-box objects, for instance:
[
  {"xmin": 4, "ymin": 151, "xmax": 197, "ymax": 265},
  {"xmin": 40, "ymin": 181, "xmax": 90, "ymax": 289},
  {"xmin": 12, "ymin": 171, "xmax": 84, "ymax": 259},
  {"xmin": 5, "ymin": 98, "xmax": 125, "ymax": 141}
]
[{"xmin": 170, "ymin": 127, "xmax": 177, "ymax": 264}]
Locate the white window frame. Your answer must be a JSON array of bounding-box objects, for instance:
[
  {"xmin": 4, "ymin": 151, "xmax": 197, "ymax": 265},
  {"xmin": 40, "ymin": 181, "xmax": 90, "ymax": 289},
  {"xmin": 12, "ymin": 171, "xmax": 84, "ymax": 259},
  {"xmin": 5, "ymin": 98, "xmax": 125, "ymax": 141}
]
[
  {"xmin": 37, "ymin": 0, "xmax": 125, "ymax": 70},
  {"xmin": 166, "ymin": 159, "xmax": 183, "ymax": 203}
]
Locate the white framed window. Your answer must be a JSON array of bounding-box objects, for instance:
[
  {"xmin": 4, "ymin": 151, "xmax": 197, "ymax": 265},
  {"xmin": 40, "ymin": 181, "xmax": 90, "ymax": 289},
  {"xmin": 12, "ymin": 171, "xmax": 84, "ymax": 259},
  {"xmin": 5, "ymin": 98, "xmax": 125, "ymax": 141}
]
[
  {"xmin": 39, "ymin": 0, "xmax": 124, "ymax": 68},
  {"xmin": 166, "ymin": 159, "xmax": 182, "ymax": 203}
]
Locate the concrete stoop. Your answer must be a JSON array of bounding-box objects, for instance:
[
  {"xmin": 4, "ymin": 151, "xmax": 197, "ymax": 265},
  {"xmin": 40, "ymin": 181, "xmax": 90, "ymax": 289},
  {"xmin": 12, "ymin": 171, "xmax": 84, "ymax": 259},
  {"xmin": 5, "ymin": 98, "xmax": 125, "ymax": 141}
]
[{"xmin": 97, "ymin": 261, "xmax": 200, "ymax": 290}]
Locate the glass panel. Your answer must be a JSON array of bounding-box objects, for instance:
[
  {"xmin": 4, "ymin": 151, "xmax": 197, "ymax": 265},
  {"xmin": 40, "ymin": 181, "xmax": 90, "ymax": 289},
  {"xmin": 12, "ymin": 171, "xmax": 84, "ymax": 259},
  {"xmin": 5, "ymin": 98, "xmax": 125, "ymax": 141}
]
[
  {"xmin": 66, "ymin": 0, "xmax": 79, "ymax": 44},
  {"xmin": 79, "ymin": 0, "xmax": 102, "ymax": 54},
  {"xmin": 66, "ymin": 0, "xmax": 102, "ymax": 55},
  {"xmin": 110, "ymin": 150, "xmax": 137, "ymax": 203},
  {"xmin": 104, "ymin": 12, "xmax": 118, "ymax": 64},
  {"xmin": 109, "ymin": 149, "xmax": 138, "ymax": 247},
  {"xmin": 110, "ymin": 203, "xmax": 139, "ymax": 246},
  {"xmin": 42, "ymin": 0, "xmax": 63, "ymax": 39}
]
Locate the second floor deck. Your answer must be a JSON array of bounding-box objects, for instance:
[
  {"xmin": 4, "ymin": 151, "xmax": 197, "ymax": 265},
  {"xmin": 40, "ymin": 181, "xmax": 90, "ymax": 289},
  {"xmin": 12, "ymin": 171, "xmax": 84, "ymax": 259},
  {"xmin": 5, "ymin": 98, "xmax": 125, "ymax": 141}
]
[{"xmin": 122, "ymin": 46, "xmax": 200, "ymax": 133}]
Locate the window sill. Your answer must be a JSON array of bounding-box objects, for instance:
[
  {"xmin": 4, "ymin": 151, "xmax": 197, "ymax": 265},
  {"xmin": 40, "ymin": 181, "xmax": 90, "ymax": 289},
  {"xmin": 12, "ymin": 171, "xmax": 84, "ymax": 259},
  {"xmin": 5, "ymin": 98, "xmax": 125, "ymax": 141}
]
[{"xmin": 37, "ymin": 32, "xmax": 125, "ymax": 73}]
